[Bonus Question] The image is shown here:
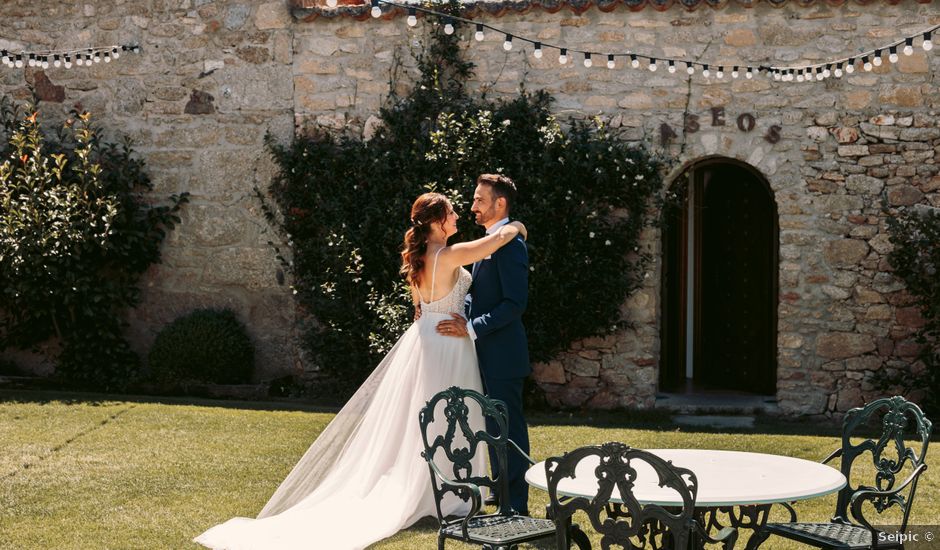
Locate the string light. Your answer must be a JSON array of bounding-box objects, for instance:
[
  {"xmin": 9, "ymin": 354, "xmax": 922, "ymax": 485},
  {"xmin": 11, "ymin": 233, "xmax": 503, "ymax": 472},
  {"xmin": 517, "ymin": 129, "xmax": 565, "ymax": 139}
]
[
  {"xmin": 904, "ymin": 37, "xmax": 915, "ymax": 55},
  {"xmin": 1, "ymin": 44, "xmax": 138, "ymax": 71},
  {"xmin": 364, "ymin": 0, "xmax": 938, "ymax": 85}
]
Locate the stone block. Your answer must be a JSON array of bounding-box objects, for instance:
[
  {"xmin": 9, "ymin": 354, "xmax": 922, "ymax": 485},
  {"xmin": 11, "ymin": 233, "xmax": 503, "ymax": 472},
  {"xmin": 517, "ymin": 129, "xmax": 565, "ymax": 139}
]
[
  {"xmin": 817, "ymin": 332, "xmax": 877, "ymax": 359},
  {"xmin": 832, "ymin": 127, "xmax": 859, "ymax": 143},
  {"xmin": 838, "ymin": 145, "xmax": 869, "ymax": 157},
  {"xmin": 255, "ymin": 2, "xmax": 291, "ymax": 30},
  {"xmin": 888, "ymin": 185, "xmax": 924, "ymax": 206},
  {"xmin": 533, "ymin": 361, "xmax": 566, "ymax": 385}
]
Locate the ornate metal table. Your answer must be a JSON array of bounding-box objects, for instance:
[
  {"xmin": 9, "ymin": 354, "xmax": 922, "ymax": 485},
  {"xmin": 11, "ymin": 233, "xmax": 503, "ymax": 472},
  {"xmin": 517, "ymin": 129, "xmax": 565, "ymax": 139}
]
[{"xmin": 525, "ymin": 448, "xmax": 847, "ymax": 549}]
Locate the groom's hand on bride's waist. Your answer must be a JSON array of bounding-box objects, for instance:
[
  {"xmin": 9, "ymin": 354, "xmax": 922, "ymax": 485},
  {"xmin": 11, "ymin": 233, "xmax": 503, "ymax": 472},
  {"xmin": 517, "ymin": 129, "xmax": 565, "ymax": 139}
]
[{"xmin": 436, "ymin": 314, "xmax": 469, "ymax": 338}]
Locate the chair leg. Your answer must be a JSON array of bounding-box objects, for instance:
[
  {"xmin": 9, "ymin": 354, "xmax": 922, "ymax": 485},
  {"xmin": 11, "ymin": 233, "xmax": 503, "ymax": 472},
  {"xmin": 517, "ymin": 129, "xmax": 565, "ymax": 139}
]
[
  {"xmin": 570, "ymin": 524, "xmax": 591, "ymax": 550},
  {"xmin": 437, "ymin": 533, "xmax": 445, "ymax": 550}
]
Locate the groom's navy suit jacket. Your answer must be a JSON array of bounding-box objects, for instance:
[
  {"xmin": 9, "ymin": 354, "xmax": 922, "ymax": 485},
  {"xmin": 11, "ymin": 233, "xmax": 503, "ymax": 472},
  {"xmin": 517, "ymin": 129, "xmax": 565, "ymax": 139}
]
[{"xmin": 466, "ymin": 234, "xmax": 531, "ymax": 381}]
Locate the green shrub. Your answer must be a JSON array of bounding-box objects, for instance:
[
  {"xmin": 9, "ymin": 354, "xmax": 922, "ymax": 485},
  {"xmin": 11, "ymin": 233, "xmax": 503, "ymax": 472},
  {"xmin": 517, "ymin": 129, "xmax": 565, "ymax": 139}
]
[
  {"xmin": 0, "ymin": 97, "xmax": 188, "ymax": 390},
  {"xmin": 148, "ymin": 309, "xmax": 255, "ymax": 385},
  {"xmin": 260, "ymin": 3, "xmax": 664, "ymax": 398},
  {"xmin": 886, "ymin": 206, "xmax": 940, "ymax": 414}
]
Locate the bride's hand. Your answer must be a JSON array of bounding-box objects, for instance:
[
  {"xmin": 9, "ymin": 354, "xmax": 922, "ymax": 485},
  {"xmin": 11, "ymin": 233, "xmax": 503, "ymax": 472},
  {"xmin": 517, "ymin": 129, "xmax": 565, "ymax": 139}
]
[{"xmin": 507, "ymin": 221, "xmax": 527, "ymax": 241}]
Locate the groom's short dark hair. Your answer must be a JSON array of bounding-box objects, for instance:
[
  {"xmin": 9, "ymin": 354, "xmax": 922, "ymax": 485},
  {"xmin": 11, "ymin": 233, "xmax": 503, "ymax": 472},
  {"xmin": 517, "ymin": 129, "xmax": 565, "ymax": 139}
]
[{"xmin": 476, "ymin": 173, "xmax": 517, "ymax": 212}]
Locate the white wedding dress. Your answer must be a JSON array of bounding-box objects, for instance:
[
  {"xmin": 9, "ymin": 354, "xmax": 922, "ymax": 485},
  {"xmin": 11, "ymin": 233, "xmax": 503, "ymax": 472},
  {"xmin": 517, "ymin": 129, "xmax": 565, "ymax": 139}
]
[{"xmin": 195, "ymin": 259, "xmax": 486, "ymax": 550}]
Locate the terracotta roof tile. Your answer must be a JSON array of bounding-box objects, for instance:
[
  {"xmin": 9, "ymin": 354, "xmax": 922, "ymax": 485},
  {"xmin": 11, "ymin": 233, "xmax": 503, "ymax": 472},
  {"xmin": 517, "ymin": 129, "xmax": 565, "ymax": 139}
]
[{"xmin": 289, "ymin": 0, "xmax": 930, "ymax": 22}]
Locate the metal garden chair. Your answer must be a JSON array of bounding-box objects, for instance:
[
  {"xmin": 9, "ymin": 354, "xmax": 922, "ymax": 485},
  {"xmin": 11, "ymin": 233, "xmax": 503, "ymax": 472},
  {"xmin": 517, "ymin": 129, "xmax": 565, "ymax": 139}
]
[
  {"xmin": 545, "ymin": 442, "xmax": 737, "ymax": 549},
  {"xmin": 418, "ymin": 386, "xmax": 556, "ymax": 550},
  {"xmin": 756, "ymin": 395, "xmax": 932, "ymax": 549}
]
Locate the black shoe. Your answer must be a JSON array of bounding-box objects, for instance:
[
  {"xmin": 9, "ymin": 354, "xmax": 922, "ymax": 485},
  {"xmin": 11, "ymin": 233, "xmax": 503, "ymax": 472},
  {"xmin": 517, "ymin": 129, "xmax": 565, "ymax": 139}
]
[{"xmin": 484, "ymin": 494, "xmax": 499, "ymax": 507}]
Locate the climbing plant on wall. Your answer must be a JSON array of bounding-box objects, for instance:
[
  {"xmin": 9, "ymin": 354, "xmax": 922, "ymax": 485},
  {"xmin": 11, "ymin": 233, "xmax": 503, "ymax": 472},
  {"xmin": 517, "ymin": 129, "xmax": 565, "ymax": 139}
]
[{"xmin": 262, "ymin": 1, "xmax": 665, "ymax": 399}]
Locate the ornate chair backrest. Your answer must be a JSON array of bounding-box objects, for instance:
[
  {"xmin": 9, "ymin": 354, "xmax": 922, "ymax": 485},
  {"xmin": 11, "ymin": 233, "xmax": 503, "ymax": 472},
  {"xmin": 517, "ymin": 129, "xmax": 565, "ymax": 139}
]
[
  {"xmin": 834, "ymin": 395, "xmax": 932, "ymax": 529},
  {"xmin": 546, "ymin": 442, "xmax": 699, "ymax": 550},
  {"xmin": 418, "ymin": 386, "xmax": 512, "ymax": 521}
]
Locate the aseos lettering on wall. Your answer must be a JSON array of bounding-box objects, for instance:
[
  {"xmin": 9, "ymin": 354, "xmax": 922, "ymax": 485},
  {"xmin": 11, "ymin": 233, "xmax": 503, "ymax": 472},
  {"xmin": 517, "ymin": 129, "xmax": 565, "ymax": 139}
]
[{"xmin": 659, "ymin": 107, "xmax": 782, "ymax": 146}]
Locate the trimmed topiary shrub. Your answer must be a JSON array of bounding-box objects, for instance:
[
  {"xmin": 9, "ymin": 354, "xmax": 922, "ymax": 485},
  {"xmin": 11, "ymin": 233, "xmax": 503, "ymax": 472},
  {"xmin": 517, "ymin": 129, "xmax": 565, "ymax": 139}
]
[{"xmin": 148, "ymin": 309, "xmax": 255, "ymax": 385}]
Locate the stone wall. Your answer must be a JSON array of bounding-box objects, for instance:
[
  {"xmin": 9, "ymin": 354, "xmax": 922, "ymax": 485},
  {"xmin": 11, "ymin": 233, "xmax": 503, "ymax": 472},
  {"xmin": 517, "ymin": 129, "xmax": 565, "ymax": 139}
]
[{"xmin": 1, "ymin": 1, "xmax": 937, "ymax": 414}]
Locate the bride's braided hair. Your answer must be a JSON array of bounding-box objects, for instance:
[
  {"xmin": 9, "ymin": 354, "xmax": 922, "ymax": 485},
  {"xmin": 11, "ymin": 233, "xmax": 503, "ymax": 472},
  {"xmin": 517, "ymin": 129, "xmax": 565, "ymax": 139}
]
[{"xmin": 401, "ymin": 192, "xmax": 450, "ymax": 287}]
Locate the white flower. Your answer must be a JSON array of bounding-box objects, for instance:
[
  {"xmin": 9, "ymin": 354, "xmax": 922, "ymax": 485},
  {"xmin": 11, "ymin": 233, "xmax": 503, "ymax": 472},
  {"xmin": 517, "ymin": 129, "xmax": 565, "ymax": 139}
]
[
  {"xmin": 605, "ymin": 240, "xmax": 611, "ymax": 246},
  {"xmin": 501, "ymin": 119, "xmax": 511, "ymax": 126},
  {"xmin": 589, "ymin": 232, "xmax": 595, "ymax": 238}
]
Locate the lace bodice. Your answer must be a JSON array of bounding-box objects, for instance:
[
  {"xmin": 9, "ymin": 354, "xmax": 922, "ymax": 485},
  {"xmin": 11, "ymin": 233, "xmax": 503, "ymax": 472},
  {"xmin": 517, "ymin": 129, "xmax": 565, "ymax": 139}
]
[{"xmin": 417, "ymin": 248, "xmax": 471, "ymax": 316}]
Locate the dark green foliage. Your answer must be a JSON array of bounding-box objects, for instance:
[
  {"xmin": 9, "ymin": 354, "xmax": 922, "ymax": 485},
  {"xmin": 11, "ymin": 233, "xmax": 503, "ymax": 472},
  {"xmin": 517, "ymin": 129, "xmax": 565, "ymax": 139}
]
[
  {"xmin": 886, "ymin": 206, "xmax": 940, "ymax": 414},
  {"xmin": 148, "ymin": 309, "xmax": 255, "ymax": 385},
  {"xmin": 0, "ymin": 97, "xmax": 188, "ymax": 390},
  {"xmin": 261, "ymin": 5, "xmax": 664, "ymax": 397}
]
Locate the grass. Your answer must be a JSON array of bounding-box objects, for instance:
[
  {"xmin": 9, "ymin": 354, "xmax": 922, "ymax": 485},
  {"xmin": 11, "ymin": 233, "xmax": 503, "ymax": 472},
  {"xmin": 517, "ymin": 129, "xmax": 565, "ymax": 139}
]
[{"xmin": 1, "ymin": 390, "xmax": 937, "ymax": 549}]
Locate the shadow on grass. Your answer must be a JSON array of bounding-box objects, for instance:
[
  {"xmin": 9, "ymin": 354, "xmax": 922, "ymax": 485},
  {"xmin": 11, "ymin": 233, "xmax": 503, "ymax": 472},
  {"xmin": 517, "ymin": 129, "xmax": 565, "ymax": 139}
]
[
  {"xmin": 1, "ymin": 387, "xmax": 858, "ymax": 439},
  {"xmin": 0, "ymin": 388, "xmax": 342, "ymax": 414}
]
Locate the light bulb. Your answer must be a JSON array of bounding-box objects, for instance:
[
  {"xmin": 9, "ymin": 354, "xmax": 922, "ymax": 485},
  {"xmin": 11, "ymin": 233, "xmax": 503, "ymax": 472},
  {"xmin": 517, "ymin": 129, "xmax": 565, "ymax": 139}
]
[
  {"xmin": 475, "ymin": 25, "xmax": 484, "ymax": 41},
  {"xmin": 503, "ymin": 35, "xmax": 512, "ymax": 51},
  {"xmin": 443, "ymin": 22, "xmax": 454, "ymax": 35},
  {"xmin": 816, "ymin": 69, "xmax": 824, "ymax": 80},
  {"xmin": 76, "ymin": 56, "xmax": 84, "ymax": 66},
  {"xmin": 326, "ymin": 0, "xmax": 337, "ymax": 6},
  {"xmin": 93, "ymin": 53, "xmax": 101, "ymax": 63},
  {"xmin": 702, "ymin": 65, "xmax": 710, "ymax": 77},
  {"xmin": 668, "ymin": 60, "xmax": 676, "ymax": 73},
  {"xmin": 904, "ymin": 38, "xmax": 915, "ymax": 55},
  {"xmin": 796, "ymin": 71, "xmax": 804, "ymax": 82},
  {"xmin": 533, "ymin": 43, "xmax": 542, "ymax": 59},
  {"xmin": 559, "ymin": 49, "xmax": 568, "ymax": 65},
  {"xmin": 371, "ymin": 5, "xmax": 381, "ymax": 18},
  {"xmin": 407, "ymin": 9, "xmax": 417, "ymax": 27},
  {"xmin": 863, "ymin": 56, "xmax": 872, "ymax": 71},
  {"xmin": 53, "ymin": 55, "xmax": 61, "ymax": 67},
  {"xmin": 15, "ymin": 56, "xmax": 23, "ymax": 68},
  {"xmin": 630, "ymin": 55, "xmax": 639, "ymax": 68},
  {"xmin": 731, "ymin": 66, "xmax": 739, "ymax": 78},
  {"xmin": 112, "ymin": 48, "xmax": 120, "ymax": 59},
  {"xmin": 607, "ymin": 55, "xmax": 615, "ymax": 69},
  {"xmin": 104, "ymin": 54, "xmax": 111, "ymax": 63},
  {"xmin": 773, "ymin": 70, "xmax": 781, "ymax": 81},
  {"xmin": 873, "ymin": 51, "xmax": 883, "ymax": 66},
  {"xmin": 845, "ymin": 60, "xmax": 855, "ymax": 73},
  {"xmin": 746, "ymin": 67, "xmax": 753, "ymax": 79},
  {"xmin": 686, "ymin": 62, "xmax": 694, "ymax": 75},
  {"xmin": 889, "ymin": 46, "xmax": 898, "ymax": 63},
  {"xmin": 716, "ymin": 66, "xmax": 723, "ymax": 79},
  {"xmin": 834, "ymin": 64, "xmax": 843, "ymax": 77},
  {"xmin": 923, "ymin": 32, "xmax": 933, "ymax": 51},
  {"xmin": 823, "ymin": 65, "xmax": 831, "ymax": 78},
  {"xmin": 42, "ymin": 59, "xmax": 49, "ymax": 69},
  {"xmin": 27, "ymin": 56, "xmax": 35, "ymax": 67},
  {"xmin": 583, "ymin": 53, "xmax": 592, "ymax": 68},
  {"xmin": 648, "ymin": 58, "xmax": 657, "ymax": 71}
]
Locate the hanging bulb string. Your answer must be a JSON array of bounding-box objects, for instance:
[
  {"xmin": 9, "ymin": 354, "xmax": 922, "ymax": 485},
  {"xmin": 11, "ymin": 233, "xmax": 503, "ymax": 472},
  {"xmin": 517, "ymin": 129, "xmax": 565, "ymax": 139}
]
[
  {"xmin": 369, "ymin": 0, "xmax": 937, "ymax": 80},
  {"xmin": 0, "ymin": 44, "xmax": 140, "ymax": 69}
]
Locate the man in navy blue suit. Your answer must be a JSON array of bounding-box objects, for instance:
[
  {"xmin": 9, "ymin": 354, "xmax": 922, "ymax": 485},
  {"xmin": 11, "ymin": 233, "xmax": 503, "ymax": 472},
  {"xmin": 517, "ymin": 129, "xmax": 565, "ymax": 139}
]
[{"xmin": 436, "ymin": 173, "xmax": 531, "ymax": 515}]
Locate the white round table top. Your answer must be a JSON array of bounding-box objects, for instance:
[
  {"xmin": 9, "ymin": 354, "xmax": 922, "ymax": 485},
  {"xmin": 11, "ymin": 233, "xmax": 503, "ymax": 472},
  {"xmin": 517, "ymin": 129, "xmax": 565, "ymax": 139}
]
[{"xmin": 525, "ymin": 448, "xmax": 846, "ymax": 508}]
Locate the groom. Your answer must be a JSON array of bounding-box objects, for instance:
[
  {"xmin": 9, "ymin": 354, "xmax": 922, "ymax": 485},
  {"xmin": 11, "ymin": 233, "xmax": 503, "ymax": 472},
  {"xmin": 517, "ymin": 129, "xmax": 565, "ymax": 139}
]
[{"xmin": 437, "ymin": 173, "xmax": 531, "ymax": 515}]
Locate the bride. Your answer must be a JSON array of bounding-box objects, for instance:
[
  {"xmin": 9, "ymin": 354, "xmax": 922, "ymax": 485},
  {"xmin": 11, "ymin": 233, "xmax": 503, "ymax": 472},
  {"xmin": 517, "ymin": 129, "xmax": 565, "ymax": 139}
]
[{"xmin": 195, "ymin": 192, "xmax": 527, "ymax": 550}]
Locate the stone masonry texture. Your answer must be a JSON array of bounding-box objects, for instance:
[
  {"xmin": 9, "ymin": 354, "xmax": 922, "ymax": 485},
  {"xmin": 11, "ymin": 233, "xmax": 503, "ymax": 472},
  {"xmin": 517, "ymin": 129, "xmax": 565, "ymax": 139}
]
[{"xmin": 1, "ymin": 1, "xmax": 937, "ymax": 416}]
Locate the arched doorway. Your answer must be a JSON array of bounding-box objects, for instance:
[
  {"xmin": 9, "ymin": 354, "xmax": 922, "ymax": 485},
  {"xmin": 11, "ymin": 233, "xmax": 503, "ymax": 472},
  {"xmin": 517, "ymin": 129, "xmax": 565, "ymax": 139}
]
[{"xmin": 660, "ymin": 158, "xmax": 778, "ymax": 395}]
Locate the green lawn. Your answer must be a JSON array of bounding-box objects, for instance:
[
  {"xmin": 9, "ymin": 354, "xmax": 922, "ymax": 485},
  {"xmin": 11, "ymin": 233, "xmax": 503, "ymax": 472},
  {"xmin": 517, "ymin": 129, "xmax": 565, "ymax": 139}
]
[{"xmin": 1, "ymin": 390, "xmax": 936, "ymax": 549}]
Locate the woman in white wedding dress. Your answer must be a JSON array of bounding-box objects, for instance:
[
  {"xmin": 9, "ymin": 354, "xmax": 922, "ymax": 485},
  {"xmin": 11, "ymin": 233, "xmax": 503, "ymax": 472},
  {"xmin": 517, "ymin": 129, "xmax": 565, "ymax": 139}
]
[{"xmin": 195, "ymin": 192, "xmax": 527, "ymax": 550}]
